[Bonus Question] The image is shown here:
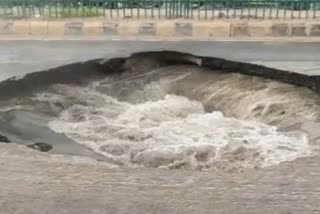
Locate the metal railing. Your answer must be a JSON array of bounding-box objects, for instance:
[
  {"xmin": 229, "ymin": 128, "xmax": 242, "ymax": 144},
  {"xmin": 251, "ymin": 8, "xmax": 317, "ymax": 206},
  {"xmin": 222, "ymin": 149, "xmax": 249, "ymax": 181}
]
[{"xmin": 0, "ymin": 0, "xmax": 319, "ymax": 19}]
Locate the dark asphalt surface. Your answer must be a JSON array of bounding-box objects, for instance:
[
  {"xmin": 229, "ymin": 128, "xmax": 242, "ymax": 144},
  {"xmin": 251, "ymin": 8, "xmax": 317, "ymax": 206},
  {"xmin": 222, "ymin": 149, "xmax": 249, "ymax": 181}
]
[{"xmin": 1, "ymin": 40, "xmax": 320, "ymax": 81}]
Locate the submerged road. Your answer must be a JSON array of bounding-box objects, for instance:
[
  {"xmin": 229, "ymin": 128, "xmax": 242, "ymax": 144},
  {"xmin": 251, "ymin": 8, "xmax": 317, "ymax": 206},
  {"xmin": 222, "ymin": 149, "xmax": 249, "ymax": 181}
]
[
  {"xmin": 1, "ymin": 40, "xmax": 320, "ymax": 214},
  {"xmin": 1, "ymin": 142, "xmax": 320, "ymax": 214},
  {"xmin": 1, "ymin": 40, "xmax": 320, "ymax": 81}
]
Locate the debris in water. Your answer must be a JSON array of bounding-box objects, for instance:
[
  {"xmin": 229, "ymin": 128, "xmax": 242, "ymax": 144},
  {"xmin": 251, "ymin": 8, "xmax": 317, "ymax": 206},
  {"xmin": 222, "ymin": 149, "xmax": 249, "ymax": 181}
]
[{"xmin": 27, "ymin": 142, "xmax": 53, "ymax": 152}]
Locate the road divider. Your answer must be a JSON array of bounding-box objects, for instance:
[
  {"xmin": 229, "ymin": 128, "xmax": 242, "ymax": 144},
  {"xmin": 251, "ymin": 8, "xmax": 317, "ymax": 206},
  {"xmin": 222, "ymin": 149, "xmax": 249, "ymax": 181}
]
[{"xmin": 0, "ymin": 20, "xmax": 320, "ymax": 38}]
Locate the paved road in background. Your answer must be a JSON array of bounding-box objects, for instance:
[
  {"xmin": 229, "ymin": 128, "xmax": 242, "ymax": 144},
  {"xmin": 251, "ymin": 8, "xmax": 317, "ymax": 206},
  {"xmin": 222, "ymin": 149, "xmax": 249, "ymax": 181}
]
[{"xmin": 1, "ymin": 40, "xmax": 320, "ymax": 81}]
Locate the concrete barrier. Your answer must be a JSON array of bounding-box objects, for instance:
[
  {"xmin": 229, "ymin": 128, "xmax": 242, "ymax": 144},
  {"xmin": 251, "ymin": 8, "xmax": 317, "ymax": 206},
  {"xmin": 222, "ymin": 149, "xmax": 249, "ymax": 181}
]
[{"xmin": 0, "ymin": 20, "xmax": 320, "ymax": 39}]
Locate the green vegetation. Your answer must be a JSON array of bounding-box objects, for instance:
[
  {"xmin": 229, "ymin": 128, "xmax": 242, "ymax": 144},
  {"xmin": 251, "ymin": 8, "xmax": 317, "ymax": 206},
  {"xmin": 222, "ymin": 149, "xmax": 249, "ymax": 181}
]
[
  {"xmin": 0, "ymin": 0, "xmax": 319, "ymax": 19},
  {"xmin": 50, "ymin": 7, "xmax": 104, "ymax": 18}
]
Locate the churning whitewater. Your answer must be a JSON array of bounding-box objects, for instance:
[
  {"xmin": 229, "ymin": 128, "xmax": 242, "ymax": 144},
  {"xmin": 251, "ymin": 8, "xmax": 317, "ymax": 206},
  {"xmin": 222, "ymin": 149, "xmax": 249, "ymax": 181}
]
[
  {"xmin": 29, "ymin": 64, "xmax": 313, "ymax": 171},
  {"xmin": 2, "ymin": 51, "xmax": 320, "ymax": 171}
]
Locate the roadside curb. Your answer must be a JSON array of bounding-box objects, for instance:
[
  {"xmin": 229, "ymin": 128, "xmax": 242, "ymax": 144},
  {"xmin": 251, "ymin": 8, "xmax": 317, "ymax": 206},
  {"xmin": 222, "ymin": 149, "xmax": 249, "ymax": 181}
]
[{"xmin": 1, "ymin": 20, "xmax": 320, "ymax": 38}]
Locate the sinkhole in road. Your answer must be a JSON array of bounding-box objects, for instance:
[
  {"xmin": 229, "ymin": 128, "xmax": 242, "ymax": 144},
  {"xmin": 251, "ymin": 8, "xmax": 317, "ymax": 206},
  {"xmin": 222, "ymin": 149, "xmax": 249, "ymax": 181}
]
[{"xmin": 0, "ymin": 51, "xmax": 319, "ymax": 171}]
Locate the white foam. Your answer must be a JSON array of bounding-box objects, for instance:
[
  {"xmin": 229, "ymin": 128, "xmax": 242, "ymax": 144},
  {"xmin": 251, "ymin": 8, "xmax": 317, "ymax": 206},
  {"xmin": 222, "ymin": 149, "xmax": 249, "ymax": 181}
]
[{"xmin": 45, "ymin": 85, "xmax": 313, "ymax": 171}]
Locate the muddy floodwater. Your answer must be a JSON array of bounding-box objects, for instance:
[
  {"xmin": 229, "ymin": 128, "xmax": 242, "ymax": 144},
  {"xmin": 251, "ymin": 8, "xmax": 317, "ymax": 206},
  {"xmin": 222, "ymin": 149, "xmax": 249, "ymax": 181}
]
[{"xmin": 1, "ymin": 51, "xmax": 320, "ymax": 213}]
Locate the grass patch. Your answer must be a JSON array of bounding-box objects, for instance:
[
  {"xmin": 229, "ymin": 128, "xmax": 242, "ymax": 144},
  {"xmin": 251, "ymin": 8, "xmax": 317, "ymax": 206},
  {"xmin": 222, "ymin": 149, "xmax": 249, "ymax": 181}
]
[{"xmin": 48, "ymin": 6, "xmax": 104, "ymax": 18}]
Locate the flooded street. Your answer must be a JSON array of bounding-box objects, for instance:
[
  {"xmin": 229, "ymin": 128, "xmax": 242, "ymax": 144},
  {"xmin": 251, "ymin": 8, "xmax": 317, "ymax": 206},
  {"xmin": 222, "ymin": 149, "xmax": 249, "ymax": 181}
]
[
  {"xmin": 1, "ymin": 143, "xmax": 320, "ymax": 213},
  {"xmin": 1, "ymin": 41, "xmax": 320, "ymax": 213}
]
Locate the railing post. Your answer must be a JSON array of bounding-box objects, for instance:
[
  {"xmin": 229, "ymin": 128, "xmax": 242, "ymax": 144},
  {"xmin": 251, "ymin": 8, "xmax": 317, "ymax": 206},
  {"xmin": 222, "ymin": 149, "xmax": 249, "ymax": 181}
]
[{"xmin": 0, "ymin": 0, "xmax": 320, "ymax": 20}]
